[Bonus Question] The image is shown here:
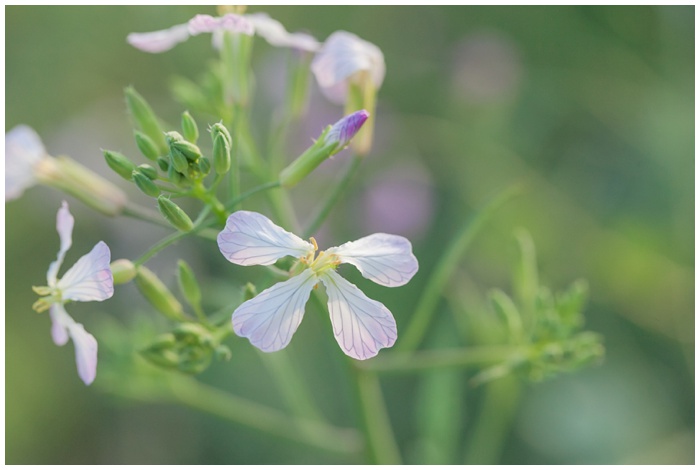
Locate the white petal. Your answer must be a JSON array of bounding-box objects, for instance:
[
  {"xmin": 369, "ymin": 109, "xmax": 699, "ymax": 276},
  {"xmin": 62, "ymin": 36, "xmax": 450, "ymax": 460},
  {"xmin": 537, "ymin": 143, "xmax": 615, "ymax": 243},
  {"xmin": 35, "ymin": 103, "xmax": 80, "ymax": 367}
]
[
  {"xmin": 320, "ymin": 270, "xmax": 397, "ymax": 360},
  {"xmin": 69, "ymin": 322, "xmax": 98, "ymax": 385},
  {"xmin": 127, "ymin": 23, "xmax": 191, "ymax": 53},
  {"xmin": 327, "ymin": 233, "xmax": 418, "ymax": 287},
  {"xmin": 311, "ymin": 31, "xmax": 385, "ymax": 104},
  {"xmin": 188, "ymin": 13, "xmax": 254, "ymax": 36},
  {"xmin": 5, "ymin": 125, "xmax": 46, "ymax": 201},
  {"xmin": 49, "ymin": 304, "xmax": 98, "ymax": 385},
  {"xmin": 49, "ymin": 304, "xmax": 70, "ymax": 346},
  {"xmin": 246, "ymin": 13, "xmax": 320, "ymax": 52},
  {"xmin": 58, "ymin": 241, "xmax": 114, "ymax": 302},
  {"xmin": 47, "ymin": 201, "xmax": 74, "ymax": 286},
  {"xmin": 218, "ymin": 211, "xmax": 314, "ymax": 266},
  {"xmin": 232, "ymin": 269, "xmax": 317, "ymax": 353}
]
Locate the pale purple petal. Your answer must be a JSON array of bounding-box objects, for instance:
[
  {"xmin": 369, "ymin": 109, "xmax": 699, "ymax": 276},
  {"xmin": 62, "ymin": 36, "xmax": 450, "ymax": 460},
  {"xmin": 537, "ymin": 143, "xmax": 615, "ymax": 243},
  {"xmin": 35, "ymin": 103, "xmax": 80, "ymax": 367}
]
[
  {"xmin": 5, "ymin": 125, "xmax": 46, "ymax": 201},
  {"xmin": 49, "ymin": 304, "xmax": 70, "ymax": 346},
  {"xmin": 327, "ymin": 233, "xmax": 418, "ymax": 287},
  {"xmin": 320, "ymin": 270, "xmax": 397, "ymax": 360},
  {"xmin": 68, "ymin": 320, "xmax": 98, "ymax": 386},
  {"xmin": 311, "ymin": 31, "xmax": 385, "ymax": 104},
  {"xmin": 326, "ymin": 110, "xmax": 369, "ymax": 149},
  {"xmin": 218, "ymin": 211, "xmax": 314, "ymax": 266},
  {"xmin": 57, "ymin": 241, "xmax": 114, "ymax": 302},
  {"xmin": 246, "ymin": 13, "xmax": 320, "ymax": 52},
  {"xmin": 127, "ymin": 23, "xmax": 191, "ymax": 53},
  {"xmin": 232, "ymin": 269, "xmax": 317, "ymax": 353},
  {"xmin": 47, "ymin": 201, "xmax": 75, "ymax": 286},
  {"xmin": 49, "ymin": 304, "xmax": 98, "ymax": 385},
  {"xmin": 188, "ymin": 13, "xmax": 253, "ymax": 36}
]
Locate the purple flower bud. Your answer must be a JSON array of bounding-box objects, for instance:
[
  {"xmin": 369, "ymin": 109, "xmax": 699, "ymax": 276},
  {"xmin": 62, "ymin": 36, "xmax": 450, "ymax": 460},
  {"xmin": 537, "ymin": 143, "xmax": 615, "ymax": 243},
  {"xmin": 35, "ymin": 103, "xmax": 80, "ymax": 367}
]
[{"xmin": 326, "ymin": 110, "xmax": 370, "ymax": 151}]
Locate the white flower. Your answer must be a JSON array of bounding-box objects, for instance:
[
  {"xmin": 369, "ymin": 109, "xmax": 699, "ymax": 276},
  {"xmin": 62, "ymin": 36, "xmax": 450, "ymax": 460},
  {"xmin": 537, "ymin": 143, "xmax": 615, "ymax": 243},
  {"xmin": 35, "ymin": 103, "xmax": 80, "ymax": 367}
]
[
  {"xmin": 217, "ymin": 211, "xmax": 418, "ymax": 360},
  {"xmin": 311, "ymin": 31, "xmax": 385, "ymax": 105},
  {"xmin": 5, "ymin": 125, "xmax": 49, "ymax": 201},
  {"xmin": 33, "ymin": 201, "xmax": 114, "ymax": 385},
  {"xmin": 127, "ymin": 12, "xmax": 319, "ymax": 54}
]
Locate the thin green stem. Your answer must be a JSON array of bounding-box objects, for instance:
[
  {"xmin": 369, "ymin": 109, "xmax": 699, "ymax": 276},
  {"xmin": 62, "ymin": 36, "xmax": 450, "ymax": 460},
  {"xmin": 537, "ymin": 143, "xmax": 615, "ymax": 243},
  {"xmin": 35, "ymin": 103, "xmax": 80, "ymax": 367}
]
[
  {"xmin": 163, "ymin": 374, "xmax": 363, "ymax": 454},
  {"xmin": 397, "ymin": 183, "xmax": 523, "ymax": 353},
  {"xmin": 224, "ymin": 180, "xmax": 281, "ymax": 213},
  {"xmin": 303, "ymin": 154, "xmax": 362, "ymax": 238},
  {"xmin": 357, "ymin": 345, "xmax": 525, "ymax": 374},
  {"xmin": 352, "ymin": 368, "xmax": 402, "ymax": 464}
]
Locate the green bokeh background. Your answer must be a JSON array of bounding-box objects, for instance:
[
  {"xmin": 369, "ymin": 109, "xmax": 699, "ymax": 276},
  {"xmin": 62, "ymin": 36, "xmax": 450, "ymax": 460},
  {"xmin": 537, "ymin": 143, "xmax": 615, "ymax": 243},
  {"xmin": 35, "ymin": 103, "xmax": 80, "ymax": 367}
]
[{"xmin": 6, "ymin": 5, "xmax": 694, "ymax": 464}]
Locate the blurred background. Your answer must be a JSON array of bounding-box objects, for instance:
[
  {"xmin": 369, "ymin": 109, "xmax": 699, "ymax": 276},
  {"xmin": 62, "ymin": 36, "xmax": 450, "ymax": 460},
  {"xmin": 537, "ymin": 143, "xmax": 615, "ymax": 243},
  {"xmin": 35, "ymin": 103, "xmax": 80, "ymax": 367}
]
[{"xmin": 6, "ymin": 5, "xmax": 694, "ymax": 464}]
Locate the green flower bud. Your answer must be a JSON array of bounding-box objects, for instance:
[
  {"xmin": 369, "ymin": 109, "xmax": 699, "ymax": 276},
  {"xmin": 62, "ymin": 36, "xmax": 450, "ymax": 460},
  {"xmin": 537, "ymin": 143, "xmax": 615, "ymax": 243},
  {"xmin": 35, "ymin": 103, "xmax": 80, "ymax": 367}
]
[
  {"xmin": 132, "ymin": 170, "xmax": 160, "ymax": 197},
  {"xmin": 134, "ymin": 265, "xmax": 187, "ymax": 322},
  {"xmin": 210, "ymin": 122, "xmax": 232, "ymax": 148},
  {"xmin": 137, "ymin": 164, "xmax": 158, "ymax": 180},
  {"xmin": 169, "ymin": 148, "xmax": 190, "ymax": 173},
  {"xmin": 181, "ymin": 111, "xmax": 199, "ymax": 143},
  {"xmin": 110, "ymin": 259, "xmax": 137, "ymax": 284},
  {"xmin": 212, "ymin": 133, "xmax": 231, "ymax": 175},
  {"xmin": 125, "ymin": 86, "xmax": 168, "ymax": 155},
  {"xmin": 172, "ymin": 139, "xmax": 202, "ymax": 162},
  {"xmin": 134, "ymin": 130, "xmax": 160, "ymax": 161},
  {"xmin": 215, "ymin": 344, "xmax": 232, "ymax": 361},
  {"xmin": 156, "ymin": 156, "xmax": 170, "ymax": 172},
  {"xmin": 157, "ymin": 196, "xmax": 194, "ymax": 232},
  {"xmin": 103, "ymin": 150, "xmax": 136, "ymax": 181},
  {"xmin": 198, "ymin": 157, "xmax": 211, "ymax": 175},
  {"xmin": 140, "ymin": 333, "xmax": 180, "ymax": 368},
  {"xmin": 177, "ymin": 260, "xmax": 201, "ymax": 308}
]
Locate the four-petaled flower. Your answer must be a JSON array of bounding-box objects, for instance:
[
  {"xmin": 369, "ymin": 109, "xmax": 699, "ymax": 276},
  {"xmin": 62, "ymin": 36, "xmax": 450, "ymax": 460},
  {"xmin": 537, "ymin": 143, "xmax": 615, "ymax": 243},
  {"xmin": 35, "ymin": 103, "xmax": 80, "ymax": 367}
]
[
  {"xmin": 32, "ymin": 202, "xmax": 114, "ymax": 385},
  {"xmin": 217, "ymin": 211, "xmax": 418, "ymax": 360},
  {"xmin": 127, "ymin": 12, "xmax": 320, "ymax": 54}
]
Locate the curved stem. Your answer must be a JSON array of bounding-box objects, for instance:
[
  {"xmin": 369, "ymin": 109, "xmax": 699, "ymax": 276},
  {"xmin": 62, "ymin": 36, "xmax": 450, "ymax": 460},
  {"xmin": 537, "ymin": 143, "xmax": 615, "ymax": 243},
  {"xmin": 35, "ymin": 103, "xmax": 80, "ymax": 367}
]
[
  {"xmin": 303, "ymin": 154, "xmax": 362, "ymax": 238},
  {"xmin": 397, "ymin": 183, "xmax": 523, "ymax": 353}
]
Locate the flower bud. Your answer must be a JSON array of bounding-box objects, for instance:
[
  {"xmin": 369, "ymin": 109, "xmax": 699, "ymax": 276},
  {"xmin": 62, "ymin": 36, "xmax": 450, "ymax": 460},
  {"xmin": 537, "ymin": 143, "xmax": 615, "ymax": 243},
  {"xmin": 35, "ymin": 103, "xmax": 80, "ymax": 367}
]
[
  {"xmin": 169, "ymin": 147, "xmax": 190, "ymax": 173},
  {"xmin": 177, "ymin": 260, "xmax": 202, "ymax": 308},
  {"xmin": 134, "ymin": 265, "xmax": 187, "ymax": 322},
  {"xmin": 279, "ymin": 110, "xmax": 369, "ymax": 188},
  {"xmin": 125, "ymin": 86, "xmax": 168, "ymax": 155},
  {"xmin": 37, "ymin": 156, "xmax": 127, "ymax": 216},
  {"xmin": 134, "ymin": 130, "xmax": 160, "ymax": 160},
  {"xmin": 137, "ymin": 164, "xmax": 158, "ymax": 180},
  {"xmin": 140, "ymin": 333, "xmax": 180, "ymax": 368},
  {"xmin": 110, "ymin": 259, "xmax": 137, "ymax": 284},
  {"xmin": 156, "ymin": 156, "xmax": 170, "ymax": 172},
  {"xmin": 215, "ymin": 344, "xmax": 232, "ymax": 361},
  {"xmin": 104, "ymin": 150, "xmax": 136, "ymax": 181},
  {"xmin": 198, "ymin": 157, "xmax": 211, "ymax": 175},
  {"xmin": 133, "ymin": 170, "xmax": 161, "ymax": 197},
  {"xmin": 181, "ymin": 111, "xmax": 199, "ymax": 143},
  {"xmin": 210, "ymin": 122, "xmax": 232, "ymax": 148},
  {"xmin": 157, "ymin": 196, "xmax": 194, "ymax": 232},
  {"xmin": 172, "ymin": 140, "xmax": 202, "ymax": 162},
  {"xmin": 212, "ymin": 133, "xmax": 231, "ymax": 175}
]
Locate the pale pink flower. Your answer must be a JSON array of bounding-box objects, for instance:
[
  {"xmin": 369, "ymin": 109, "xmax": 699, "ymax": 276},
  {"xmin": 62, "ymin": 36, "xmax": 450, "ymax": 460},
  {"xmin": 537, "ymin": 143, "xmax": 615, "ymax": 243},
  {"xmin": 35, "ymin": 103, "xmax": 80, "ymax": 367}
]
[
  {"xmin": 5, "ymin": 125, "xmax": 49, "ymax": 201},
  {"xmin": 217, "ymin": 211, "xmax": 418, "ymax": 360},
  {"xmin": 33, "ymin": 201, "xmax": 114, "ymax": 385}
]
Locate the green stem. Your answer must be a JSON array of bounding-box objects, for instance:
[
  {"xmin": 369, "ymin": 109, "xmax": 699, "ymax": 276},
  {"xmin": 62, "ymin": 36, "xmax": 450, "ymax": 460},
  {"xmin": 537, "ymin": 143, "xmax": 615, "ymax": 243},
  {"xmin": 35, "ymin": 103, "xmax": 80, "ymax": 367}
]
[
  {"xmin": 398, "ymin": 183, "xmax": 523, "ymax": 352},
  {"xmin": 303, "ymin": 154, "xmax": 362, "ymax": 238},
  {"xmin": 464, "ymin": 376, "xmax": 520, "ymax": 464},
  {"xmin": 223, "ymin": 180, "xmax": 281, "ymax": 212},
  {"xmin": 352, "ymin": 368, "xmax": 402, "ymax": 464},
  {"xmin": 358, "ymin": 345, "xmax": 524, "ymax": 374},
  {"xmin": 164, "ymin": 374, "xmax": 362, "ymax": 454},
  {"xmin": 257, "ymin": 350, "xmax": 325, "ymax": 423}
]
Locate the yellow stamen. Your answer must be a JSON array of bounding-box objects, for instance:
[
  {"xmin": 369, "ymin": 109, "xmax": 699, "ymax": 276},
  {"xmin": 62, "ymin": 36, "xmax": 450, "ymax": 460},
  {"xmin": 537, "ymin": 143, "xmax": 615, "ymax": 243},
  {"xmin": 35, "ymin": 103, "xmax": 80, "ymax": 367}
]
[{"xmin": 309, "ymin": 236, "xmax": 319, "ymax": 252}]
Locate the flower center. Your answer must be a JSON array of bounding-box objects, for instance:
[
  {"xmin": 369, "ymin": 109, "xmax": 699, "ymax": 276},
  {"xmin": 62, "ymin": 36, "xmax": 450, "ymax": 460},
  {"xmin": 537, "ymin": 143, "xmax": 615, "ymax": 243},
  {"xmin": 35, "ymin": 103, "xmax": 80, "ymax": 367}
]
[{"xmin": 299, "ymin": 236, "xmax": 340, "ymax": 274}]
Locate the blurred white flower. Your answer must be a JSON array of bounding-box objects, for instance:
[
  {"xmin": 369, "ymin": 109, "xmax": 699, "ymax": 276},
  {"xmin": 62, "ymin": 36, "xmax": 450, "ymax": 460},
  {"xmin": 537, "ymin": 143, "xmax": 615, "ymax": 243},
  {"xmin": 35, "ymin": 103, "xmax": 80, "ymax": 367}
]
[
  {"xmin": 311, "ymin": 31, "xmax": 385, "ymax": 105},
  {"xmin": 128, "ymin": 13, "xmax": 319, "ymax": 53},
  {"xmin": 217, "ymin": 211, "xmax": 418, "ymax": 360},
  {"xmin": 5, "ymin": 125, "xmax": 49, "ymax": 201},
  {"xmin": 32, "ymin": 201, "xmax": 114, "ymax": 385}
]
